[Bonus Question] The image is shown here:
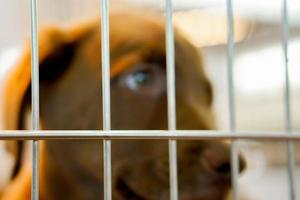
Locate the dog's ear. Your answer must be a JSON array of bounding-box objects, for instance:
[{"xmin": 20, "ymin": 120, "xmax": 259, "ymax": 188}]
[
  {"xmin": 3, "ymin": 23, "xmax": 97, "ymax": 130},
  {"xmin": 3, "ymin": 28, "xmax": 67, "ymax": 130},
  {"xmin": 2, "ymin": 24, "xmax": 97, "ymax": 180}
]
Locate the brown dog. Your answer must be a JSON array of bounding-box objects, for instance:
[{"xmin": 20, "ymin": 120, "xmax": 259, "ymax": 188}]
[{"xmin": 1, "ymin": 11, "xmax": 245, "ymax": 200}]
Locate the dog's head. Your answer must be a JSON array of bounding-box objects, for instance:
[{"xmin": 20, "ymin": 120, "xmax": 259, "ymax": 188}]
[{"xmin": 3, "ymin": 11, "xmax": 245, "ymax": 200}]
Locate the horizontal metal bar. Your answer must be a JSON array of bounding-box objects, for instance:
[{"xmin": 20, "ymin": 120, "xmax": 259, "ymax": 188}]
[{"xmin": 0, "ymin": 130, "xmax": 300, "ymax": 141}]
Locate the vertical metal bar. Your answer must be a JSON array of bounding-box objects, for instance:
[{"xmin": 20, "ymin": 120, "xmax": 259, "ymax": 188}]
[
  {"xmin": 30, "ymin": 0, "xmax": 39, "ymax": 199},
  {"xmin": 101, "ymin": 0, "xmax": 112, "ymax": 200},
  {"xmin": 282, "ymin": 1, "xmax": 296, "ymax": 199},
  {"xmin": 226, "ymin": 0, "xmax": 239, "ymax": 200},
  {"xmin": 165, "ymin": 0, "xmax": 178, "ymax": 200}
]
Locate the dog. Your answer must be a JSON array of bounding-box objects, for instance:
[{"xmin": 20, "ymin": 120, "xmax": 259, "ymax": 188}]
[{"xmin": 1, "ymin": 10, "xmax": 245, "ymax": 200}]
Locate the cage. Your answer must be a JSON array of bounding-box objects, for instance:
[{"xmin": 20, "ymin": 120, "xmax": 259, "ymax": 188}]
[{"xmin": 0, "ymin": 0, "xmax": 299, "ymax": 200}]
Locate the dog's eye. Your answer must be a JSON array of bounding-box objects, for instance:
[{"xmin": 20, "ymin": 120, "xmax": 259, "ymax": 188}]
[
  {"xmin": 119, "ymin": 63, "xmax": 165, "ymax": 96},
  {"xmin": 126, "ymin": 68, "xmax": 152, "ymax": 90}
]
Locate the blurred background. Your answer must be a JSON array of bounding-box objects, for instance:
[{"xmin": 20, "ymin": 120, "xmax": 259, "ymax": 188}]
[{"xmin": 0, "ymin": 0, "xmax": 299, "ymax": 199}]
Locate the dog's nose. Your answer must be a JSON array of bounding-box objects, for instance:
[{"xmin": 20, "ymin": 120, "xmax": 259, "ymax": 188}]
[{"xmin": 201, "ymin": 143, "xmax": 246, "ymax": 177}]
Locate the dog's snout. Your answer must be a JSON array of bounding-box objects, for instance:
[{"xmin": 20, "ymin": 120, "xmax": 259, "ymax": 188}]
[{"xmin": 202, "ymin": 143, "xmax": 246, "ymax": 177}]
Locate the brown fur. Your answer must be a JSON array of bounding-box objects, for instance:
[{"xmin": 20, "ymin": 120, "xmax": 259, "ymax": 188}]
[{"xmin": 1, "ymin": 11, "xmax": 245, "ymax": 200}]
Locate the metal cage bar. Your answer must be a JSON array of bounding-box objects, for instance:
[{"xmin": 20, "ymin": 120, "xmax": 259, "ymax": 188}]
[
  {"xmin": 282, "ymin": 0, "xmax": 296, "ymax": 199},
  {"xmin": 0, "ymin": 130, "xmax": 300, "ymax": 140},
  {"xmin": 165, "ymin": 0, "xmax": 179, "ymax": 200},
  {"xmin": 226, "ymin": 0, "xmax": 239, "ymax": 199},
  {"xmin": 100, "ymin": 0, "xmax": 112, "ymax": 199},
  {"xmin": 29, "ymin": 0, "xmax": 39, "ymax": 199}
]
